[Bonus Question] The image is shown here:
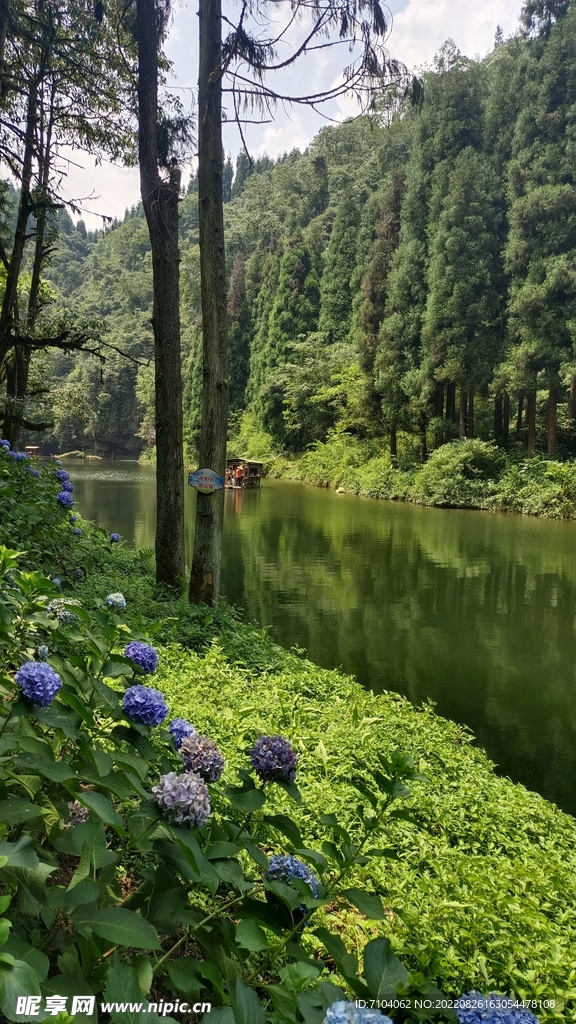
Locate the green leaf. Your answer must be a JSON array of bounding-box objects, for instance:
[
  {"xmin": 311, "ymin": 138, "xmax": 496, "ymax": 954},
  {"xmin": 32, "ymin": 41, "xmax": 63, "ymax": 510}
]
[
  {"xmin": 73, "ymin": 908, "xmax": 161, "ymax": 950},
  {"xmin": 1, "ymin": 937, "xmax": 48, "ymax": 982},
  {"xmin": 76, "ymin": 791, "xmax": 123, "ymax": 830},
  {"xmin": 166, "ymin": 957, "xmax": 206, "ymax": 997},
  {"xmin": 235, "ymin": 919, "xmax": 269, "ymax": 952},
  {"xmin": 279, "ymin": 962, "xmax": 320, "ymax": 992},
  {"xmin": 132, "ymin": 955, "xmax": 153, "ymax": 995},
  {"xmin": 229, "ymin": 977, "xmax": 267, "ymax": 1024},
  {"xmin": 91, "ymin": 748, "xmax": 114, "ymax": 777},
  {"xmin": 14, "ymin": 754, "xmax": 77, "ymax": 783},
  {"xmin": 243, "ymin": 842, "xmax": 269, "ymax": 870},
  {"xmin": 102, "ymin": 963, "xmax": 177, "ymax": 1023},
  {"xmin": 0, "ymin": 798, "xmax": 47, "ymax": 825},
  {"xmin": 207, "ymin": 1010, "xmax": 234, "ymax": 1024},
  {"xmin": 0, "ymin": 837, "xmax": 39, "ymax": 870},
  {"xmin": 262, "ymin": 814, "xmax": 302, "ymax": 846},
  {"xmin": 43, "ymin": 975, "xmax": 97, "ymax": 1022},
  {"xmin": 102, "ymin": 658, "xmax": 134, "ymax": 678},
  {"xmin": 275, "ymin": 778, "xmax": 302, "ymax": 804},
  {"xmin": 342, "ymin": 888, "xmax": 385, "ymax": 920},
  {"xmin": 363, "ymin": 937, "xmax": 409, "ymax": 999},
  {"xmin": 225, "ymin": 785, "xmax": 266, "ymax": 813},
  {"xmin": 0, "ymin": 960, "xmax": 40, "ymax": 1021}
]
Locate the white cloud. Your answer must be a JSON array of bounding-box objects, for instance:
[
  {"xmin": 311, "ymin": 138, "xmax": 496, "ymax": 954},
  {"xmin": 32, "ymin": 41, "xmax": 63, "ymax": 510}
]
[
  {"xmin": 56, "ymin": 149, "xmax": 140, "ymax": 230},
  {"xmin": 390, "ymin": 0, "xmax": 522, "ymax": 69}
]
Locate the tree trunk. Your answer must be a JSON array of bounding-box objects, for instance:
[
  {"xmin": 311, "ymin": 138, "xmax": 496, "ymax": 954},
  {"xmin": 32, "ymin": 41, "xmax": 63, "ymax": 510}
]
[
  {"xmin": 446, "ymin": 381, "xmax": 456, "ymax": 434},
  {"xmin": 527, "ymin": 390, "xmax": 536, "ymax": 454},
  {"xmin": 435, "ymin": 382, "xmax": 444, "ymax": 447},
  {"xmin": 419, "ymin": 414, "xmax": 427, "ymax": 463},
  {"xmin": 547, "ymin": 384, "xmax": 557, "ymax": 455},
  {"xmin": 516, "ymin": 394, "xmax": 524, "ymax": 436},
  {"xmin": 189, "ymin": 0, "xmax": 229, "ymax": 605},
  {"xmin": 503, "ymin": 392, "xmax": 510, "ymax": 448},
  {"xmin": 390, "ymin": 423, "xmax": 397, "ymax": 460},
  {"xmin": 468, "ymin": 386, "xmax": 474, "ymax": 438},
  {"xmin": 459, "ymin": 387, "xmax": 467, "ymax": 440},
  {"xmin": 136, "ymin": 0, "xmax": 185, "ymax": 588},
  {"xmin": 494, "ymin": 395, "xmax": 503, "ymax": 444},
  {"xmin": 569, "ymin": 377, "xmax": 576, "ymax": 431}
]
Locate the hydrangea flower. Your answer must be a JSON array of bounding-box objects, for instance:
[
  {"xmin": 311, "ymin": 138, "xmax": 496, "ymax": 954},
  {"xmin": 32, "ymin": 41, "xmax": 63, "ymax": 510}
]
[
  {"xmin": 106, "ymin": 592, "xmax": 126, "ymax": 610},
  {"xmin": 180, "ymin": 734, "xmax": 225, "ymax": 782},
  {"xmin": 57, "ymin": 490, "xmax": 74, "ymax": 508},
  {"xmin": 122, "ymin": 684, "xmax": 168, "ymax": 726},
  {"xmin": 110, "ymin": 532, "xmax": 121, "ymax": 543},
  {"xmin": 52, "ymin": 578, "xmax": 61, "ymax": 588},
  {"xmin": 14, "ymin": 452, "xmax": 29, "ymax": 461},
  {"xmin": 26, "ymin": 467, "xmax": 40, "ymax": 478},
  {"xmin": 0, "ymin": 439, "xmax": 9, "ymax": 448},
  {"xmin": 55, "ymin": 469, "xmax": 70, "ymax": 482},
  {"xmin": 265, "ymin": 854, "xmax": 320, "ymax": 923},
  {"xmin": 47, "ymin": 598, "xmax": 81, "ymax": 625},
  {"xmin": 5, "ymin": 450, "xmax": 16, "ymax": 458},
  {"xmin": 168, "ymin": 718, "xmax": 197, "ymax": 750},
  {"xmin": 455, "ymin": 993, "xmax": 540, "ymax": 1024},
  {"xmin": 250, "ymin": 735, "xmax": 298, "ymax": 783},
  {"xmin": 61, "ymin": 480, "xmax": 74, "ymax": 493},
  {"xmin": 36, "ymin": 645, "xmax": 49, "ymax": 661},
  {"xmin": 65, "ymin": 800, "xmax": 90, "ymax": 827},
  {"xmin": 71, "ymin": 569, "xmax": 84, "ymax": 580},
  {"xmin": 324, "ymin": 1003, "xmax": 393, "ymax": 1024},
  {"xmin": 152, "ymin": 771, "xmax": 211, "ymax": 827},
  {"xmin": 124, "ymin": 640, "xmax": 158, "ymax": 673},
  {"xmin": 69, "ymin": 514, "xmax": 77, "ymax": 523},
  {"xmin": 73, "ymin": 528, "xmax": 82, "ymax": 536},
  {"xmin": 15, "ymin": 661, "xmax": 62, "ymax": 706}
]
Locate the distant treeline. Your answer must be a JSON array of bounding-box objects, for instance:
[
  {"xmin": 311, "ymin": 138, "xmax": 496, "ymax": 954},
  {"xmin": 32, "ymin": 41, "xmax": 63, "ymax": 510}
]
[{"xmin": 28, "ymin": 1, "xmax": 576, "ymax": 460}]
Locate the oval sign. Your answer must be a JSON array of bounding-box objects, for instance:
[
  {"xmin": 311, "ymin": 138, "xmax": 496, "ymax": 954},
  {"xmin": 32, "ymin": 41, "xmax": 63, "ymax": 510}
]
[{"xmin": 188, "ymin": 468, "xmax": 224, "ymax": 494}]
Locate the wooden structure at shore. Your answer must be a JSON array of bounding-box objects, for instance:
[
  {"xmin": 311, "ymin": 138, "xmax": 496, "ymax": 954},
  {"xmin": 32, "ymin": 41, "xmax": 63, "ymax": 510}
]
[{"xmin": 226, "ymin": 458, "xmax": 264, "ymax": 488}]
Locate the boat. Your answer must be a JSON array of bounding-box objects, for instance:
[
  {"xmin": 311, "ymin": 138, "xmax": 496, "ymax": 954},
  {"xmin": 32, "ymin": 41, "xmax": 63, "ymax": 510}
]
[{"xmin": 225, "ymin": 458, "xmax": 264, "ymax": 488}]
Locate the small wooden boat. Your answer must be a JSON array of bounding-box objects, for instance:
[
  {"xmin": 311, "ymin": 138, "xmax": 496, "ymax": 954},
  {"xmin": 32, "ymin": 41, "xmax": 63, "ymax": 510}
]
[{"xmin": 225, "ymin": 458, "xmax": 264, "ymax": 489}]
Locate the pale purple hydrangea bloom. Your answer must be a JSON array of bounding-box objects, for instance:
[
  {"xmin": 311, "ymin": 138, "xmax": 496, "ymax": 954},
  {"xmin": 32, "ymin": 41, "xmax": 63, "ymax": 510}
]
[
  {"xmin": 324, "ymin": 1003, "xmax": 392, "ymax": 1024},
  {"xmin": 71, "ymin": 569, "xmax": 84, "ymax": 580},
  {"xmin": 14, "ymin": 452, "xmax": 29, "ymax": 461},
  {"xmin": 47, "ymin": 598, "xmax": 81, "ymax": 625},
  {"xmin": 152, "ymin": 771, "xmax": 211, "ymax": 827},
  {"xmin": 168, "ymin": 718, "xmax": 196, "ymax": 750},
  {"xmin": 455, "ymin": 993, "xmax": 540, "ymax": 1024},
  {"xmin": 250, "ymin": 734, "xmax": 298, "ymax": 782},
  {"xmin": 65, "ymin": 800, "xmax": 90, "ymax": 827},
  {"xmin": 124, "ymin": 640, "xmax": 158, "ymax": 673},
  {"xmin": 122, "ymin": 683, "xmax": 168, "ymax": 726},
  {"xmin": 180, "ymin": 734, "xmax": 225, "ymax": 782},
  {"xmin": 15, "ymin": 661, "xmax": 62, "ymax": 706},
  {"xmin": 266, "ymin": 854, "xmax": 319, "ymax": 898},
  {"xmin": 0, "ymin": 439, "xmax": 9, "ymax": 448},
  {"xmin": 26, "ymin": 467, "xmax": 40, "ymax": 477},
  {"xmin": 36, "ymin": 645, "xmax": 49, "ymax": 661},
  {"xmin": 106, "ymin": 592, "xmax": 126, "ymax": 610}
]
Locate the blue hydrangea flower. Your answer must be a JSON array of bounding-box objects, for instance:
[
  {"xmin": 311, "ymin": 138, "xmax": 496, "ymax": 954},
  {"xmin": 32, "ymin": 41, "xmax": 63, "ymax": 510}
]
[
  {"xmin": 124, "ymin": 640, "xmax": 158, "ymax": 673},
  {"xmin": 324, "ymin": 1002, "xmax": 393, "ymax": 1024},
  {"xmin": 47, "ymin": 598, "xmax": 81, "ymax": 625},
  {"xmin": 266, "ymin": 855, "xmax": 319, "ymax": 898},
  {"xmin": 106, "ymin": 592, "xmax": 126, "ymax": 610},
  {"xmin": 26, "ymin": 466, "xmax": 40, "ymax": 477},
  {"xmin": 55, "ymin": 469, "xmax": 70, "ymax": 482},
  {"xmin": 168, "ymin": 718, "xmax": 196, "ymax": 750},
  {"xmin": 61, "ymin": 480, "xmax": 74, "ymax": 493},
  {"xmin": 57, "ymin": 490, "xmax": 74, "ymax": 508},
  {"xmin": 69, "ymin": 514, "xmax": 77, "ymax": 523},
  {"xmin": 52, "ymin": 578, "xmax": 61, "ymax": 587},
  {"xmin": 15, "ymin": 661, "xmax": 62, "ymax": 706},
  {"xmin": 152, "ymin": 771, "xmax": 211, "ymax": 827},
  {"xmin": 455, "ymin": 993, "xmax": 540, "ymax": 1024},
  {"xmin": 73, "ymin": 528, "xmax": 82, "ymax": 536},
  {"xmin": 110, "ymin": 532, "xmax": 121, "ymax": 543},
  {"xmin": 123, "ymin": 683, "xmax": 168, "ymax": 726},
  {"xmin": 180, "ymin": 734, "xmax": 225, "ymax": 782},
  {"xmin": 0, "ymin": 439, "xmax": 9, "ymax": 448},
  {"xmin": 5, "ymin": 450, "xmax": 16, "ymax": 458},
  {"xmin": 14, "ymin": 452, "xmax": 29, "ymax": 461},
  {"xmin": 36, "ymin": 645, "xmax": 49, "ymax": 661},
  {"xmin": 250, "ymin": 735, "xmax": 298, "ymax": 783},
  {"xmin": 71, "ymin": 568, "xmax": 84, "ymax": 580}
]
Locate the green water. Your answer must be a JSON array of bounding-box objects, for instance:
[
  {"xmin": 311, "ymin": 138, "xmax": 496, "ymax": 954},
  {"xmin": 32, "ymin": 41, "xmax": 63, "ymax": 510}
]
[{"xmin": 71, "ymin": 460, "xmax": 576, "ymax": 814}]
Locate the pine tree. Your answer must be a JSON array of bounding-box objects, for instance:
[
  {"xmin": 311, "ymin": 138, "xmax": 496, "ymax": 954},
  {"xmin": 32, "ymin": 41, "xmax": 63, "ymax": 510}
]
[{"xmin": 319, "ymin": 193, "xmax": 360, "ymax": 344}]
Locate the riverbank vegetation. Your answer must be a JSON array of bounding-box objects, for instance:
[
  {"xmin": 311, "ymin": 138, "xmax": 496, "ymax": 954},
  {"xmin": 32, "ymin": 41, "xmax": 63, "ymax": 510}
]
[{"xmin": 1, "ymin": 449, "xmax": 576, "ymax": 1021}]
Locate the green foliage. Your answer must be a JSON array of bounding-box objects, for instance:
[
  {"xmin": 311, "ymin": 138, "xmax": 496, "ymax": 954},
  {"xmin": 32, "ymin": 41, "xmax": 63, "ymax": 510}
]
[{"xmin": 411, "ymin": 441, "xmax": 506, "ymax": 508}]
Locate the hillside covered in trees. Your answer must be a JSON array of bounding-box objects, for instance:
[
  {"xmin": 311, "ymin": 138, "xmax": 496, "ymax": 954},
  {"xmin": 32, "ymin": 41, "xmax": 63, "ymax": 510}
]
[{"xmin": 19, "ymin": 0, "xmax": 576, "ymax": 465}]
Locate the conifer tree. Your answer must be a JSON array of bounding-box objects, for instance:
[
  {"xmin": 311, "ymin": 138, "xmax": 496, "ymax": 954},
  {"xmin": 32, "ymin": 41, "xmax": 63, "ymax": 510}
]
[{"xmin": 319, "ymin": 194, "xmax": 360, "ymax": 344}]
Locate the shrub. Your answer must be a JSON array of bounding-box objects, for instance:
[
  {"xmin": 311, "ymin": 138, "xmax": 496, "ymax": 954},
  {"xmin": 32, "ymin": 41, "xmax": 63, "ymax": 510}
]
[{"xmin": 411, "ymin": 441, "xmax": 506, "ymax": 509}]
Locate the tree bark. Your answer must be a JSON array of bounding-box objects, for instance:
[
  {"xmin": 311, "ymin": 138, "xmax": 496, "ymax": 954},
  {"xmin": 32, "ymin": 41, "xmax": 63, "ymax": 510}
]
[
  {"xmin": 189, "ymin": 0, "xmax": 229, "ymax": 605},
  {"xmin": 527, "ymin": 389, "xmax": 536, "ymax": 455},
  {"xmin": 468, "ymin": 386, "xmax": 474, "ymax": 438},
  {"xmin": 446, "ymin": 381, "xmax": 456, "ymax": 434},
  {"xmin": 434, "ymin": 381, "xmax": 444, "ymax": 447},
  {"xmin": 494, "ymin": 395, "xmax": 503, "ymax": 444},
  {"xmin": 459, "ymin": 386, "xmax": 467, "ymax": 440},
  {"xmin": 419, "ymin": 414, "xmax": 427, "ymax": 463},
  {"xmin": 390, "ymin": 422, "xmax": 397, "ymax": 460},
  {"xmin": 516, "ymin": 394, "xmax": 524, "ymax": 436},
  {"xmin": 136, "ymin": 0, "xmax": 185, "ymax": 588},
  {"xmin": 547, "ymin": 384, "xmax": 557, "ymax": 455},
  {"xmin": 503, "ymin": 392, "xmax": 510, "ymax": 448}
]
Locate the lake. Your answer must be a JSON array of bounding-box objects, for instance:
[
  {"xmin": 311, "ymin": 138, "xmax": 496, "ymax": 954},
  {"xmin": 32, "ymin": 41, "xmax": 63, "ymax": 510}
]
[{"xmin": 71, "ymin": 459, "xmax": 576, "ymax": 815}]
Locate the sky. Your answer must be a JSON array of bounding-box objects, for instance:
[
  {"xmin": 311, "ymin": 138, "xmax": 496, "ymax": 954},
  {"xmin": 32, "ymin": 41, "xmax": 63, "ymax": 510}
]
[{"xmin": 62, "ymin": 0, "xmax": 525, "ymax": 229}]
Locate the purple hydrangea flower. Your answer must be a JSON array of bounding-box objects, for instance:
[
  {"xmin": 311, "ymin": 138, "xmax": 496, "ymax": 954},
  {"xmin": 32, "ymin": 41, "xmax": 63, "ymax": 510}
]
[
  {"xmin": 55, "ymin": 469, "xmax": 70, "ymax": 482},
  {"xmin": 250, "ymin": 735, "xmax": 298, "ymax": 783},
  {"xmin": 152, "ymin": 771, "xmax": 211, "ymax": 827},
  {"xmin": 73, "ymin": 528, "xmax": 82, "ymax": 536},
  {"xmin": 0, "ymin": 439, "xmax": 9, "ymax": 448},
  {"xmin": 324, "ymin": 1003, "xmax": 392, "ymax": 1024},
  {"xmin": 47, "ymin": 598, "xmax": 81, "ymax": 625},
  {"xmin": 106, "ymin": 592, "xmax": 126, "ymax": 610},
  {"xmin": 69, "ymin": 514, "xmax": 77, "ymax": 523},
  {"xmin": 266, "ymin": 855, "xmax": 319, "ymax": 898},
  {"xmin": 36, "ymin": 645, "xmax": 49, "ymax": 661},
  {"xmin": 124, "ymin": 640, "xmax": 158, "ymax": 674},
  {"xmin": 110, "ymin": 532, "xmax": 121, "ymax": 543},
  {"xmin": 71, "ymin": 569, "xmax": 84, "ymax": 580},
  {"xmin": 57, "ymin": 490, "xmax": 74, "ymax": 508},
  {"xmin": 14, "ymin": 452, "xmax": 29, "ymax": 461},
  {"xmin": 455, "ymin": 993, "xmax": 540, "ymax": 1024},
  {"xmin": 122, "ymin": 683, "xmax": 168, "ymax": 726},
  {"xmin": 15, "ymin": 661, "xmax": 62, "ymax": 706},
  {"xmin": 52, "ymin": 578, "xmax": 62, "ymax": 587},
  {"xmin": 180, "ymin": 734, "xmax": 225, "ymax": 782},
  {"xmin": 5, "ymin": 450, "xmax": 17, "ymax": 458},
  {"xmin": 65, "ymin": 800, "xmax": 90, "ymax": 827},
  {"xmin": 26, "ymin": 466, "xmax": 40, "ymax": 477},
  {"xmin": 61, "ymin": 480, "xmax": 74, "ymax": 493},
  {"xmin": 168, "ymin": 718, "xmax": 197, "ymax": 750}
]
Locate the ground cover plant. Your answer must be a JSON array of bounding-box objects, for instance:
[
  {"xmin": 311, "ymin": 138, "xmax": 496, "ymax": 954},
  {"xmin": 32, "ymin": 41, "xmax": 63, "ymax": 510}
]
[{"xmin": 0, "ymin": 449, "xmax": 574, "ymax": 1023}]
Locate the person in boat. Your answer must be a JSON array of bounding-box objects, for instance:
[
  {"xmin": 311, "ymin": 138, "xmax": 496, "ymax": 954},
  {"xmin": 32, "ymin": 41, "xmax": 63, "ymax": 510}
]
[{"xmin": 235, "ymin": 465, "xmax": 244, "ymax": 487}]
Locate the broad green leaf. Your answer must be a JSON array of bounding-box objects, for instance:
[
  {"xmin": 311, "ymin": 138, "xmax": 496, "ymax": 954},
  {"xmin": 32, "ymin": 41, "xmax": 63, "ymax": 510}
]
[
  {"xmin": 342, "ymin": 888, "xmax": 385, "ymax": 920},
  {"xmin": 131, "ymin": 955, "xmax": 153, "ymax": 996},
  {"xmin": 43, "ymin": 975, "xmax": 97, "ymax": 1022},
  {"xmin": 1, "ymin": 937, "xmax": 49, "ymax": 982},
  {"xmin": 0, "ymin": 837, "xmax": 39, "ymax": 870},
  {"xmin": 243, "ymin": 842, "xmax": 269, "ymax": 870},
  {"xmin": 166, "ymin": 957, "xmax": 206, "ymax": 997},
  {"xmin": 279, "ymin": 962, "xmax": 320, "ymax": 992},
  {"xmin": 229, "ymin": 977, "xmax": 266, "ymax": 1024},
  {"xmin": 92, "ymin": 749, "xmax": 113, "ymax": 777},
  {"xmin": 262, "ymin": 814, "xmax": 302, "ymax": 846},
  {"xmin": 206, "ymin": 1010, "xmax": 234, "ymax": 1024},
  {"xmin": 14, "ymin": 754, "xmax": 77, "ymax": 783},
  {"xmin": 0, "ymin": 798, "xmax": 47, "ymax": 825},
  {"xmin": 225, "ymin": 785, "xmax": 266, "ymax": 813},
  {"xmin": 102, "ymin": 658, "xmax": 134, "ymax": 678},
  {"xmin": 76, "ymin": 791, "xmax": 123, "ymax": 830},
  {"xmin": 102, "ymin": 963, "xmax": 177, "ymax": 1023},
  {"xmin": 235, "ymin": 919, "xmax": 269, "ymax": 952},
  {"xmin": 275, "ymin": 778, "xmax": 302, "ymax": 804},
  {"xmin": 363, "ymin": 937, "xmax": 409, "ymax": 999},
  {"xmin": 0, "ymin": 960, "xmax": 40, "ymax": 1021},
  {"xmin": 73, "ymin": 907, "xmax": 161, "ymax": 950}
]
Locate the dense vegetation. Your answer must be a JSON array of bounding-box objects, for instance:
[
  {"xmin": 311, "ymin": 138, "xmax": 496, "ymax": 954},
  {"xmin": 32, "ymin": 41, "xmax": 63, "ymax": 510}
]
[
  {"xmin": 9, "ymin": 1, "xmax": 576, "ymax": 480},
  {"xmin": 1, "ymin": 449, "xmax": 576, "ymax": 1022}
]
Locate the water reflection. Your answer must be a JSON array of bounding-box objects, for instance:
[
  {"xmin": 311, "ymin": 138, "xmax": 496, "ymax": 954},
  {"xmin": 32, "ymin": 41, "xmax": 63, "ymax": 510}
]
[{"xmin": 70, "ymin": 461, "xmax": 576, "ymax": 814}]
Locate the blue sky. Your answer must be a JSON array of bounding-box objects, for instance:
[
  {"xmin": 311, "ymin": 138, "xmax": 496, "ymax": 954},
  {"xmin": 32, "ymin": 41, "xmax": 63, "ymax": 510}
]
[{"xmin": 64, "ymin": 0, "xmax": 525, "ymax": 227}]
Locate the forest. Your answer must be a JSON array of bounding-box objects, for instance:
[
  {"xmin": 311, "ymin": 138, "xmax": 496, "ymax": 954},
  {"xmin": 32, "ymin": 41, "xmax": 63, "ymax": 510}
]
[{"xmin": 9, "ymin": 0, "xmax": 576, "ymax": 472}]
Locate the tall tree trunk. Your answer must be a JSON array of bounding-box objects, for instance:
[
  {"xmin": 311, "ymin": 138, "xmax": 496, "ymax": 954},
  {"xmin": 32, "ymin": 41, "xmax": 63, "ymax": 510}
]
[
  {"xmin": 390, "ymin": 423, "xmax": 397, "ymax": 460},
  {"xmin": 516, "ymin": 394, "xmax": 524, "ymax": 436},
  {"xmin": 136, "ymin": 0, "xmax": 185, "ymax": 588},
  {"xmin": 419, "ymin": 414, "xmax": 427, "ymax": 463},
  {"xmin": 547, "ymin": 384, "xmax": 557, "ymax": 455},
  {"xmin": 527, "ymin": 389, "xmax": 536, "ymax": 455},
  {"xmin": 435, "ymin": 381, "xmax": 444, "ymax": 447},
  {"xmin": 468, "ymin": 386, "xmax": 474, "ymax": 438},
  {"xmin": 503, "ymin": 392, "xmax": 510, "ymax": 448},
  {"xmin": 494, "ymin": 395, "xmax": 503, "ymax": 444},
  {"xmin": 446, "ymin": 382, "xmax": 456, "ymax": 434},
  {"xmin": 189, "ymin": 0, "xmax": 229, "ymax": 605},
  {"xmin": 459, "ymin": 386, "xmax": 467, "ymax": 440}
]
